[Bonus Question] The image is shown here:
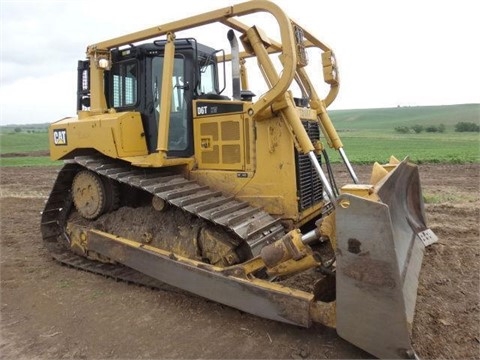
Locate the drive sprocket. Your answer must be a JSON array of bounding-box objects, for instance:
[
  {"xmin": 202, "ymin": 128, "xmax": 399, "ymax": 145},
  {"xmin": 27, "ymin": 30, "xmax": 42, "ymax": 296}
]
[{"xmin": 72, "ymin": 170, "xmax": 107, "ymax": 219}]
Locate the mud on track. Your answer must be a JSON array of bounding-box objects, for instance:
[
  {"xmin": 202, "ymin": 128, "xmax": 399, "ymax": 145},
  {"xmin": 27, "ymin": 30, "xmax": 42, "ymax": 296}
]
[{"xmin": 1, "ymin": 164, "xmax": 479, "ymax": 359}]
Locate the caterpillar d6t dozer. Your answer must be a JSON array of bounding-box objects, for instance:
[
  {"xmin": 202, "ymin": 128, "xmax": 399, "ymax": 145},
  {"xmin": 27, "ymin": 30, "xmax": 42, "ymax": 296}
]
[{"xmin": 42, "ymin": 1, "xmax": 437, "ymax": 358}]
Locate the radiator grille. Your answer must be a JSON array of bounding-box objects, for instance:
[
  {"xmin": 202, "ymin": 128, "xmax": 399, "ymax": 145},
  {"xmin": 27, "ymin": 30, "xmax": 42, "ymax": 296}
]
[{"xmin": 295, "ymin": 121, "xmax": 323, "ymax": 211}]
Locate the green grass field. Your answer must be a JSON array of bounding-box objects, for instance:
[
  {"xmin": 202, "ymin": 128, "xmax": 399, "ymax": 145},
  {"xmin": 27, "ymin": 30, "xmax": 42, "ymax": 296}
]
[
  {"xmin": 326, "ymin": 104, "xmax": 479, "ymax": 163},
  {"xmin": 329, "ymin": 103, "xmax": 480, "ymax": 131},
  {"xmin": 326, "ymin": 131, "xmax": 479, "ymax": 164},
  {"xmin": 0, "ymin": 156, "xmax": 59, "ymax": 167},
  {"xmin": 1, "ymin": 104, "xmax": 478, "ymax": 166},
  {"xmin": 0, "ymin": 131, "xmax": 49, "ymax": 154}
]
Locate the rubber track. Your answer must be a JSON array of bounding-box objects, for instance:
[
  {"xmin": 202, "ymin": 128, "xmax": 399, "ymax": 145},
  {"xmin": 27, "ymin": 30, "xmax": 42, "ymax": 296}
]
[{"xmin": 40, "ymin": 155, "xmax": 286, "ymax": 288}]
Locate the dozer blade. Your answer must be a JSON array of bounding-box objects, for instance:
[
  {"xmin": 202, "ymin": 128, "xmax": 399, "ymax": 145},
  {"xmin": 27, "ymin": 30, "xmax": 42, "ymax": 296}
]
[
  {"xmin": 86, "ymin": 230, "xmax": 317, "ymax": 327},
  {"xmin": 335, "ymin": 160, "xmax": 437, "ymax": 359}
]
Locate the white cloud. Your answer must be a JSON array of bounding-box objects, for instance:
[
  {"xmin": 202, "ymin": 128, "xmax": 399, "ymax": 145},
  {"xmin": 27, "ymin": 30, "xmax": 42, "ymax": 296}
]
[
  {"xmin": 1, "ymin": 0, "xmax": 479, "ymax": 124},
  {"xmin": 0, "ymin": 72, "xmax": 76, "ymax": 125}
]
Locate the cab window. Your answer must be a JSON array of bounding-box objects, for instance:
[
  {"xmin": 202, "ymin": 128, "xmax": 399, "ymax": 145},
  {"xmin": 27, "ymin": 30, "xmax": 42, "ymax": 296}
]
[
  {"xmin": 152, "ymin": 56, "xmax": 187, "ymax": 151},
  {"xmin": 111, "ymin": 61, "xmax": 138, "ymax": 108},
  {"xmin": 199, "ymin": 63, "xmax": 216, "ymax": 94}
]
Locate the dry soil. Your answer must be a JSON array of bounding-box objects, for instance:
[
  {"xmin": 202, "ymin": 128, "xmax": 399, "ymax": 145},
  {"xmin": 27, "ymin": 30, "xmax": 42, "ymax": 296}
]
[{"xmin": 1, "ymin": 163, "xmax": 479, "ymax": 359}]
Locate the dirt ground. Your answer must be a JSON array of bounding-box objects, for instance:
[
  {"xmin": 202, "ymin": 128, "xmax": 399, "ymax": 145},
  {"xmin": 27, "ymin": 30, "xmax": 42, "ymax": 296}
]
[{"xmin": 1, "ymin": 163, "xmax": 479, "ymax": 359}]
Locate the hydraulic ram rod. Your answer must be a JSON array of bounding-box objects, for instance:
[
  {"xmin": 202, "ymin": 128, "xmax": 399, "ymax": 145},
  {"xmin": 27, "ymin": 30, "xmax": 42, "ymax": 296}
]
[{"xmin": 308, "ymin": 151, "xmax": 336, "ymax": 204}]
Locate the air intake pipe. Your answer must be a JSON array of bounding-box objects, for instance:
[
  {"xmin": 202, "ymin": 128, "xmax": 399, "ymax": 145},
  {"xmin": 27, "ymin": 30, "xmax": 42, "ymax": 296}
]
[{"xmin": 227, "ymin": 29, "xmax": 241, "ymax": 100}]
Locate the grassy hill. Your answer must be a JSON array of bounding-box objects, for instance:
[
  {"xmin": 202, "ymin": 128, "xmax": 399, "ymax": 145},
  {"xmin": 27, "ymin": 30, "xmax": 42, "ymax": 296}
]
[
  {"xmin": 0, "ymin": 104, "xmax": 478, "ymax": 166},
  {"xmin": 326, "ymin": 103, "xmax": 479, "ymax": 163},
  {"xmin": 329, "ymin": 104, "xmax": 479, "ymax": 131},
  {"xmin": 0, "ymin": 123, "xmax": 49, "ymax": 133}
]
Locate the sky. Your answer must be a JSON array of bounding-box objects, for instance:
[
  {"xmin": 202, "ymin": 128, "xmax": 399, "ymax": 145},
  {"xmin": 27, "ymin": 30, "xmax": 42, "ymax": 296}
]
[{"xmin": 0, "ymin": 0, "xmax": 479, "ymax": 125}]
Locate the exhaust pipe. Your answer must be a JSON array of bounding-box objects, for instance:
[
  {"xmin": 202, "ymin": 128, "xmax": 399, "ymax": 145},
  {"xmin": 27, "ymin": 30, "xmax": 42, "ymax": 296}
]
[{"xmin": 227, "ymin": 29, "xmax": 241, "ymax": 100}]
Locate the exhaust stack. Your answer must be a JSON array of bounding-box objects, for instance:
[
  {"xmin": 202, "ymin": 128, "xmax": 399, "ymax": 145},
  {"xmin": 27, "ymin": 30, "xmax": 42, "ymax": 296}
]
[{"xmin": 227, "ymin": 29, "xmax": 241, "ymax": 100}]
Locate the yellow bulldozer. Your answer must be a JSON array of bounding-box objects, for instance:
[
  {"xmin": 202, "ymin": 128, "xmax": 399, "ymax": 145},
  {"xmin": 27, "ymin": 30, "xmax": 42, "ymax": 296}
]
[{"xmin": 41, "ymin": 1, "xmax": 437, "ymax": 358}]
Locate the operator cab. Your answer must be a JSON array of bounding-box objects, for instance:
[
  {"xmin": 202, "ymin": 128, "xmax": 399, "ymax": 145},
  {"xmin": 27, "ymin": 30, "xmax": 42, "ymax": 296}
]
[
  {"xmin": 109, "ymin": 40, "xmax": 224, "ymax": 156},
  {"xmin": 78, "ymin": 39, "xmax": 224, "ymax": 157}
]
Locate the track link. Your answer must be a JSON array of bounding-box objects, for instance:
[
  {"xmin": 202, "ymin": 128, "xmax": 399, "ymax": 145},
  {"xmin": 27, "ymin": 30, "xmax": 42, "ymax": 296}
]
[{"xmin": 41, "ymin": 155, "xmax": 285, "ymax": 288}]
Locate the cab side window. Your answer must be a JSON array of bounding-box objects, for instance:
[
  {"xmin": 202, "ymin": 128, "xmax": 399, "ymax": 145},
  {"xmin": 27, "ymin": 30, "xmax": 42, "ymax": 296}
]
[{"xmin": 111, "ymin": 61, "xmax": 138, "ymax": 108}]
